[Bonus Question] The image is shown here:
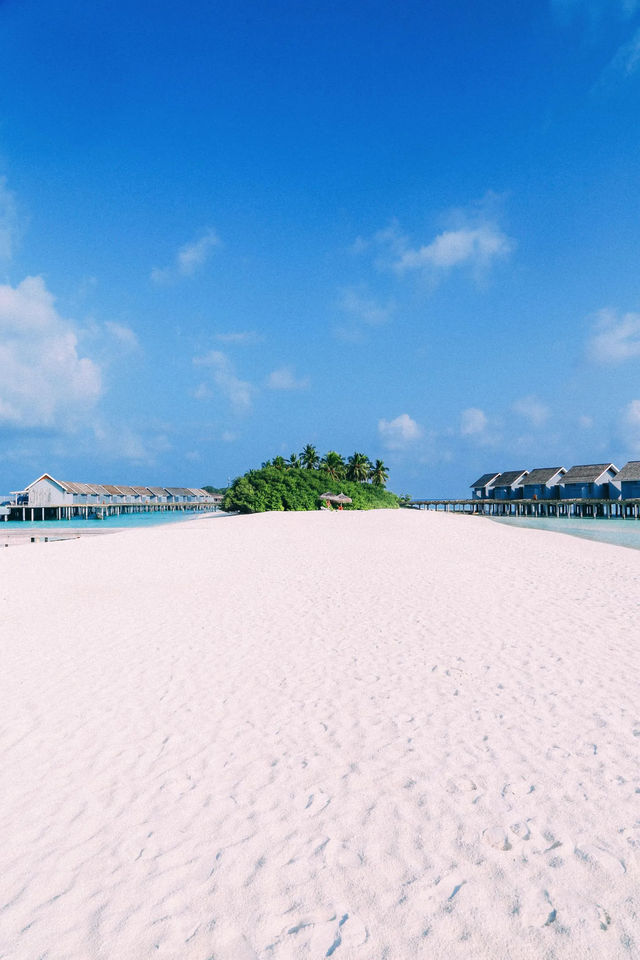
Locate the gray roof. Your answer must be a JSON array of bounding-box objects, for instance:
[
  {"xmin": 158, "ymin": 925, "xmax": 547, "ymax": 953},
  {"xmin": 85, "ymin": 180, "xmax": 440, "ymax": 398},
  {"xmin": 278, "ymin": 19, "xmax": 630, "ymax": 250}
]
[
  {"xmin": 523, "ymin": 467, "xmax": 566, "ymax": 485},
  {"xmin": 165, "ymin": 487, "xmax": 192, "ymax": 496},
  {"xmin": 489, "ymin": 470, "xmax": 528, "ymax": 488},
  {"xmin": 616, "ymin": 461, "xmax": 640, "ymax": 482},
  {"xmin": 562, "ymin": 463, "xmax": 618, "ymax": 484},
  {"xmin": 471, "ymin": 472, "xmax": 500, "ymax": 489}
]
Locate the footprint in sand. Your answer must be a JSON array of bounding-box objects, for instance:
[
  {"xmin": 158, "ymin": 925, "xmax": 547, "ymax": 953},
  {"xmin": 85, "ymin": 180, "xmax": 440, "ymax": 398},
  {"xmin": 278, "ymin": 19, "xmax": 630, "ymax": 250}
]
[
  {"xmin": 304, "ymin": 789, "xmax": 331, "ymax": 816},
  {"xmin": 446, "ymin": 775, "xmax": 477, "ymax": 794},
  {"xmin": 510, "ymin": 821, "xmax": 531, "ymax": 841},
  {"xmin": 305, "ymin": 913, "xmax": 367, "ymax": 956},
  {"xmin": 483, "ymin": 826, "xmax": 512, "ymax": 851}
]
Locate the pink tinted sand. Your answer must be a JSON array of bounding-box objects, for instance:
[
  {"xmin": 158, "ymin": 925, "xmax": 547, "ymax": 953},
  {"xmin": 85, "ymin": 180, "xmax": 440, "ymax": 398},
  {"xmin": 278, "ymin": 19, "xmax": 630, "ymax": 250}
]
[{"xmin": 1, "ymin": 509, "xmax": 639, "ymax": 959}]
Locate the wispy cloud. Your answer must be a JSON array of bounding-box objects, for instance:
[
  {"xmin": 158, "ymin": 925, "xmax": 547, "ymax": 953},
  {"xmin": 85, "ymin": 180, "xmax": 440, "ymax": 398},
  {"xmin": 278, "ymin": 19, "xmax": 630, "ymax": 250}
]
[
  {"xmin": 621, "ymin": 398, "xmax": 640, "ymax": 451},
  {"xmin": 0, "ymin": 276, "xmax": 102, "ymax": 429},
  {"xmin": 0, "ymin": 176, "xmax": 19, "ymax": 262},
  {"xmin": 334, "ymin": 285, "xmax": 395, "ymax": 341},
  {"xmin": 151, "ymin": 229, "xmax": 221, "ymax": 283},
  {"xmin": 193, "ymin": 349, "xmax": 255, "ymax": 414},
  {"xmin": 378, "ymin": 413, "xmax": 423, "ymax": 449},
  {"xmin": 551, "ymin": 0, "xmax": 639, "ymax": 28},
  {"xmin": 91, "ymin": 422, "xmax": 171, "ymax": 463},
  {"xmin": 512, "ymin": 395, "xmax": 550, "ymax": 427},
  {"xmin": 597, "ymin": 26, "xmax": 640, "ymax": 88},
  {"xmin": 214, "ymin": 331, "xmax": 262, "ymax": 345},
  {"xmin": 587, "ymin": 308, "xmax": 640, "ymax": 362},
  {"xmin": 105, "ymin": 321, "xmax": 139, "ymax": 351},
  {"xmin": 460, "ymin": 407, "xmax": 488, "ymax": 437},
  {"xmin": 266, "ymin": 366, "xmax": 309, "ymax": 391}
]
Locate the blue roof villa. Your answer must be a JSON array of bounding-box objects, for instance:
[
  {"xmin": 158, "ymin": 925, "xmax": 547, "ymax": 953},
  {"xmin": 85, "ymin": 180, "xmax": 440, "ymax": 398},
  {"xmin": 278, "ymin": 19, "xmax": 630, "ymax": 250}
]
[
  {"xmin": 559, "ymin": 463, "xmax": 620, "ymax": 499},
  {"xmin": 521, "ymin": 467, "xmax": 566, "ymax": 500},
  {"xmin": 616, "ymin": 461, "xmax": 640, "ymax": 499},
  {"xmin": 470, "ymin": 472, "xmax": 499, "ymax": 499},
  {"xmin": 488, "ymin": 470, "xmax": 528, "ymax": 500}
]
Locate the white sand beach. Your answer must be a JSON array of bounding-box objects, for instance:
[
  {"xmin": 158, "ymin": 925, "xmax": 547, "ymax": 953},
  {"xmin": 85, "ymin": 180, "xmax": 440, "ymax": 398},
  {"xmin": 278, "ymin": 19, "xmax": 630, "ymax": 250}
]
[{"xmin": 1, "ymin": 509, "xmax": 639, "ymax": 959}]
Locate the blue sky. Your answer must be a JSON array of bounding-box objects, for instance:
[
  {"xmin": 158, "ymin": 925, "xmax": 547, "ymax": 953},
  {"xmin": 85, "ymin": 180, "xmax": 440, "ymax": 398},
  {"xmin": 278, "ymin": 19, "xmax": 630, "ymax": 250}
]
[{"xmin": 2, "ymin": 0, "xmax": 640, "ymax": 497}]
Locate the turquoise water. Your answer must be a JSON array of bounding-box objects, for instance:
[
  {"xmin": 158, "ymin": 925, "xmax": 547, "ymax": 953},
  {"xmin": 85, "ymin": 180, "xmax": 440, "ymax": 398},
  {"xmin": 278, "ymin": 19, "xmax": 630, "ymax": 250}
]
[
  {"xmin": 491, "ymin": 515, "xmax": 640, "ymax": 552},
  {"xmin": 0, "ymin": 510, "xmax": 229, "ymax": 532}
]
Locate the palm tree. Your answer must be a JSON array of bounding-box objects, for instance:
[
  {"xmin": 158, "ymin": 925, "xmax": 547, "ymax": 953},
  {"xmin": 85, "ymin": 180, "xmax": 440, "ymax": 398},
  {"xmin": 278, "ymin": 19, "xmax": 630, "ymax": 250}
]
[
  {"xmin": 370, "ymin": 458, "xmax": 389, "ymax": 487},
  {"xmin": 272, "ymin": 455, "xmax": 286, "ymax": 470},
  {"xmin": 301, "ymin": 443, "xmax": 319, "ymax": 470},
  {"xmin": 346, "ymin": 452, "xmax": 371, "ymax": 483},
  {"xmin": 321, "ymin": 450, "xmax": 346, "ymax": 481},
  {"xmin": 287, "ymin": 452, "xmax": 301, "ymax": 469}
]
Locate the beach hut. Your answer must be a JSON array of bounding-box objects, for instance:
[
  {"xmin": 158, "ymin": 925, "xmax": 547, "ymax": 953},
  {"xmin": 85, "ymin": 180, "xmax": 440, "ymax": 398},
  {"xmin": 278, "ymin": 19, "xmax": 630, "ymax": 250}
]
[
  {"xmin": 615, "ymin": 461, "xmax": 640, "ymax": 499},
  {"xmin": 559, "ymin": 463, "xmax": 620, "ymax": 500},
  {"xmin": 488, "ymin": 470, "xmax": 528, "ymax": 501},
  {"xmin": 521, "ymin": 467, "xmax": 566, "ymax": 501},
  {"xmin": 470, "ymin": 472, "xmax": 499, "ymax": 500}
]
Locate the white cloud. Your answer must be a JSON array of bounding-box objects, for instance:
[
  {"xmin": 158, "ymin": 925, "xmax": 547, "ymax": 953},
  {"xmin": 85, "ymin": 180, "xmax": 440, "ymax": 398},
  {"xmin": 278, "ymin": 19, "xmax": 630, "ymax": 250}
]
[
  {"xmin": 395, "ymin": 224, "xmax": 513, "ymax": 276},
  {"xmin": 0, "ymin": 276, "xmax": 102, "ymax": 429},
  {"xmin": 460, "ymin": 407, "xmax": 489, "ymax": 437},
  {"xmin": 266, "ymin": 366, "xmax": 310, "ymax": 391},
  {"xmin": 378, "ymin": 413, "xmax": 423, "ymax": 449},
  {"xmin": 151, "ymin": 229, "xmax": 220, "ymax": 283},
  {"xmin": 587, "ymin": 308, "xmax": 640, "ymax": 363},
  {"xmin": 193, "ymin": 349, "xmax": 254, "ymax": 414},
  {"xmin": 105, "ymin": 321, "xmax": 139, "ymax": 351},
  {"xmin": 359, "ymin": 204, "xmax": 514, "ymax": 284},
  {"xmin": 0, "ymin": 176, "xmax": 18, "ymax": 262},
  {"xmin": 512, "ymin": 395, "xmax": 550, "ymax": 427}
]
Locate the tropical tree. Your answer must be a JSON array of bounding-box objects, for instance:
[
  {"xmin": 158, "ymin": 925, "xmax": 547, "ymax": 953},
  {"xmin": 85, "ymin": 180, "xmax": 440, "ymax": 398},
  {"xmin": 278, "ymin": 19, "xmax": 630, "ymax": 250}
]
[
  {"xmin": 287, "ymin": 452, "xmax": 301, "ymax": 469},
  {"xmin": 346, "ymin": 452, "xmax": 371, "ymax": 483},
  {"xmin": 301, "ymin": 443, "xmax": 319, "ymax": 470},
  {"xmin": 272, "ymin": 455, "xmax": 286, "ymax": 470},
  {"xmin": 321, "ymin": 450, "xmax": 346, "ymax": 481},
  {"xmin": 369, "ymin": 459, "xmax": 389, "ymax": 487}
]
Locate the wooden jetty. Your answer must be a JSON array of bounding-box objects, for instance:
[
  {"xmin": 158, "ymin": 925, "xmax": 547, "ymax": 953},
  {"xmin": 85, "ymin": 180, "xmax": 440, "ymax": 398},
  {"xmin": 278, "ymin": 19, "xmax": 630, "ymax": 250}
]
[{"xmin": 406, "ymin": 498, "xmax": 640, "ymax": 519}]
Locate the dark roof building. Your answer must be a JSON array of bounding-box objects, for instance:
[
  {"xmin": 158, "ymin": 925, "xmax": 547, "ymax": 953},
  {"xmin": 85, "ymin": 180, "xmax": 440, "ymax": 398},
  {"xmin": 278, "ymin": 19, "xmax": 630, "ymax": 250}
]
[
  {"xmin": 523, "ymin": 467, "xmax": 566, "ymax": 485},
  {"xmin": 616, "ymin": 461, "xmax": 640, "ymax": 498},
  {"xmin": 616, "ymin": 461, "xmax": 640, "ymax": 482},
  {"xmin": 560, "ymin": 463, "xmax": 620, "ymax": 500}
]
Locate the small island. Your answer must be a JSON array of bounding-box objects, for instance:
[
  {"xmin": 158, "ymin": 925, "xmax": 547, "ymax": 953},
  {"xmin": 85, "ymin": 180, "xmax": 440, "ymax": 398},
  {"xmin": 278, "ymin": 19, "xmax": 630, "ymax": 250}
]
[{"xmin": 222, "ymin": 444, "xmax": 404, "ymax": 513}]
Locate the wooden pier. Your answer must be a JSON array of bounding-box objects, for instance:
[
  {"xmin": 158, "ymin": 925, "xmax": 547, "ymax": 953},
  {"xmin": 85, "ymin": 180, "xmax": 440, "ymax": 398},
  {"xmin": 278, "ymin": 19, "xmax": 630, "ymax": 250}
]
[
  {"xmin": 4, "ymin": 501, "xmax": 219, "ymax": 522},
  {"xmin": 406, "ymin": 498, "xmax": 640, "ymax": 519}
]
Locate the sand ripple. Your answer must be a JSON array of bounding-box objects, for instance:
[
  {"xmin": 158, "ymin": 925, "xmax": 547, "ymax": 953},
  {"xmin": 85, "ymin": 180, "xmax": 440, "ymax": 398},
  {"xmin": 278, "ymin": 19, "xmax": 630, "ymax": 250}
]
[{"xmin": 1, "ymin": 510, "xmax": 639, "ymax": 958}]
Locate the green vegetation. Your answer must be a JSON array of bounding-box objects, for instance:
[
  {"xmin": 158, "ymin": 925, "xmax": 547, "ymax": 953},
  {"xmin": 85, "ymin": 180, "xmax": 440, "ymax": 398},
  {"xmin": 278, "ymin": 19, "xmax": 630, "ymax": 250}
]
[
  {"xmin": 202, "ymin": 485, "xmax": 227, "ymax": 495},
  {"xmin": 222, "ymin": 447, "xmax": 400, "ymax": 513}
]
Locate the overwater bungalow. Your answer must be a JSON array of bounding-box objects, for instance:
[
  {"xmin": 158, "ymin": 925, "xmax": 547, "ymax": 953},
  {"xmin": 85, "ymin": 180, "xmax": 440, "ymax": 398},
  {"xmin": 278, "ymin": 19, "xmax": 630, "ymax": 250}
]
[
  {"xmin": 559, "ymin": 463, "xmax": 620, "ymax": 500},
  {"xmin": 521, "ymin": 467, "xmax": 566, "ymax": 501},
  {"xmin": 470, "ymin": 472, "xmax": 499, "ymax": 500},
  {"xmin": 488, "ymin": 470, "xmax": 528, "ymax": 501},
  {"xmin": 615, "ymin": 461, "xmax": 640, "ymax": 500},
  {"xmin": 6, "ymin": 474, "xmax": 216, "ymax": 521}
]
